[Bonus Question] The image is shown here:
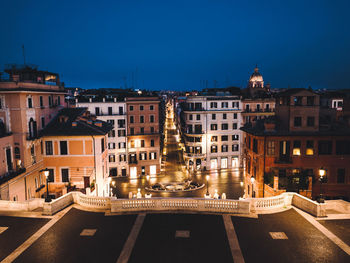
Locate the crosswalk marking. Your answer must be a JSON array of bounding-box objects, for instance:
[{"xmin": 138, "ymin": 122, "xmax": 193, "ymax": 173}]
[{"xmin": 223, "ymin": 215, "xmax": 245, "ymax": 263}]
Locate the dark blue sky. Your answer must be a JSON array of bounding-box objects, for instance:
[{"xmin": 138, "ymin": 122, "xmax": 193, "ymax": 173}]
[{"xmin": 1, "ymin": 0, "xmax": 350, "ymax": 91}]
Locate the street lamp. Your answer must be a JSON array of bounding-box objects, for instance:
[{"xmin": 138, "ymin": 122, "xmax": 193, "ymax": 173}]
[
  {"xmin": 251, "ymin": 176, "xmax": 255, "ymax": 198},
  {"xmin": 41, "ymin": 168, "xmax": 51, "ymax": 202},
  {"xmin": 318, "ymin": 168, "xmax": 326, "ymax": 203},
  {"xmin": 206, "ymin": 175, "xmax": 210, "ymax": 195}
]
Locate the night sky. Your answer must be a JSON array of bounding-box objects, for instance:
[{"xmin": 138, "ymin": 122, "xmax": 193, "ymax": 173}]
[{"xmin": 1, "ymin": 0, "xmax": 350, "ymax": 91}]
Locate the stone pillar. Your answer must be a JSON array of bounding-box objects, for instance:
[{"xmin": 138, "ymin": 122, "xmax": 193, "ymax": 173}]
[{"xmin": 273, "ymin": 176, "xmax": 279, "ymax": 191}]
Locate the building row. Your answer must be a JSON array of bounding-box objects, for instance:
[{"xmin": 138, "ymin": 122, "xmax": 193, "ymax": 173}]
[{"xmin": 0, "ymin": 65, "xmax": 163, "ymax": 201}]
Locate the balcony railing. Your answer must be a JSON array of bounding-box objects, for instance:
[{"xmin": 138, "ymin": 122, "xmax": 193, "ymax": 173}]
[
  {"xmin": 185, "ymin": 130, "xmax": 204, "ymax": 135},
  {"xmin": 183, "ymin": 107, "xmax": 205, "ymax": 111},
  {"xmin": 0, "ymin": 168, "xmax": 26, "ymax": 184}
]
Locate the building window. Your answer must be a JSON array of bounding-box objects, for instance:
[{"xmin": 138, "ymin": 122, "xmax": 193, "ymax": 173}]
[
  {"xmin": 221, "ymin": 123, "xmax": 228, "ymax": 130},
  {"xmin": 307, "ymin": 96, "xmax": 315, "ymax": 106},
  {"xmin": 57, "ymin": 96, "xmax": 61, "ymax": 106},
  {"xmin": 48, "ymin": 169, "xmax": 54, "ymax": 182},
  {"xmin": 151, "ymin": 139, "xmax": 155, "ymax": 147},
  {"xmin": 253, "ymin": 139, "xmax": 258, "ymax": 153},
  {"xmin": 336, "ymin": 140, "xmax": 350, "ymax": 155},
  {"xmin": 101, "ymin": 138, "xmax": 105, "ymax": 152},
  {"xmin": 140, "ymin": 116, "xmax": 144, "ymax": 123},
  {"xmin": 294, "ymin": 117, "xmax": 302, "ymax": 127},
  {"xmin": 267, "ymin": 141, "xmax": 275, "ymax": 155},
  {"xmin": 293, "ymin": 140, "xmax": 301, "ymax": 155},
  {"xmin": 95, "ymin": 107, "xmax": 100, "ymax": 116},
  {"xmin": 189, "ymin": 114, "xmax": 193, "ymax": 120},
  {"xmin": 60, "ymin": 141, "xmax": 67, "ymax": 155},
  {"xmin": 27, "ymin": 96, "xmax": 33, "ymax": 108},
  {"xmin": 46, "ymin": 141, "xmax": 53, "ymax": 155},
  {"xmin": 233, "ymin": 123, "xmax": 237, "ymax": 129},
  {"xmin": 233, "ymin": 113, "xmax": 237, "ymax": 119},
  {"xmin": 107, "ymin": 120, "xmax": 115, "ymax": 125},
  {"xmin": 150, "ymin": 105, "xmax": 154, "ymax": 110},
  {"xmin": 307, "ymin": 117, "xmax": 315, "ymax": 127},
  {"xmin": 223, "ymin": 113, "xmax": 227, "ymax": 119},
  {"xmin": 211, "ymin": 124, "xmax": 217, "ymax": 130},
  {"xmin": 130, "ymin": 128, "xmax": 134, "ymax": 135},
  {"xmin": 139, "ymin": 152, "xmax": 147, "ymax": 160},
  {"xmin": 108, "ymin": 129, "xmax": 115, "ymax": 137},
  {"xmin": 109, "ymin": 154, "xmax": 116, "ymax": 163},
  {"xmin": 196, "ymin": 114, "xmax": 200, "ymax": 120},
  {"xmin": 140, "ymin": 105, "xmax": 144, "ymax": 111},
  {"xmin": 232, "ymin": 135, "xmax": 239, "ymax": 141},
  {"xmin": 306, "ymin": 140, "xmax": 314, "ymax": 155},
  {"xmin": 141, "ymin": 140, "xmax": 145, "ymax": 147},
  {"xmin": 119, "ymin": 107, "xmax": 124, "ymax": 115},
  {"xmin": 118, "ymin": 130, "xmax": 126, "ymax": 137},
  {"xmin": 149, "ymin": 152, "xmax": 157, "ymax": 160},
  {"xmin": 40, "ymin": 96, "xmax": 43, "ymax": 107},
  {"xmin": 119, "ymin": 154, "xmax": 126, "ymax": 162},
  {"xmin": 212, "ymin": 114, "xmax": 216, "ymax": 120},
  {"xmin": 108, "ymin": 107, "xmax": 113, "ymax": 115},
  {"xmin": 318, "ymin": 141, "xmax": 332, "ymax": 155},
  {"xmin": 140, "ymin": 127, "xmax": 144, "ymax": 134},
  {"xmin": 221, "ymin": 135, "xmax": 228, "ymax": 141},
  {"xmin": 221, "ymin": 145, "xmax": 228, "ymax": 152},
  {"xmin": 118, "ymin": 119, "xmax": 125, "ymax": 128},
  {"xmin": 337, "ymin": 169, "xmax": 345, "ymax": 184},
  {"xmin": 41, "ymin": 117, "xmax": 45, "ymax": 129},
  {"xmin": 130, "ymin": 116, "xmax": 134, "ymax": 123},
  {"xmin": 210, "ymin": 102, "xmax": 217, "ymax": 108},
  {"xmin": 61, "ymin": 168, "xmax": 69, "ymax": 182},
  {"xmin": 211, "ymin": 136, "xmax": 218, "ymax": 142},
  {"xmin": 151, "ymin": 127, "xmax": 155, "ymax": 133},
  {"xmin": 211, "ymin": 145, "xmax": 217, "ymax": 153},
  {"xmin": 232, "ymin": 144, "xmax": 239, "ymax": 151},
  {"xmin": 221, "ymin": 102, "xmax": 228, "ymax": 108},
  {"xmin": 108, "ymin": 143, "xmax": 115, "ymax": 149},
  {"xmin": 49, "ymin": 96, "xmax": 53, "ymax": 107},
  {"xmin": 294, "ymin": 96, "xmax": 303, "ymax": 106},
  {"xmin": 129, "ymin": 105, "xmax": 134, "ymax": 111},
  {"xmin": 150, "ymin": 115, "xmax": 155, "ymax": 123}
]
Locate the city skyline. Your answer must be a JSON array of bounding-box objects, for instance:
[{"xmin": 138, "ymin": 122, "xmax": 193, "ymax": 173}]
[{"xmin": 1, "ymin": 0, "xmax": 350, "ymax": 91}]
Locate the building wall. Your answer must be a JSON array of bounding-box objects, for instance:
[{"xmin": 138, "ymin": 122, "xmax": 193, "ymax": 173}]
[{"xmin": 244, "ymin": 132, "xmax": 350, "ymax": 199}]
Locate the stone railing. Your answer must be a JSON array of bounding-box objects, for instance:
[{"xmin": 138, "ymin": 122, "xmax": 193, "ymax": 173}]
[
  {"xmin": 0, "ymin": 198, "xmax": 44, "ymax": 212},
  {"xmin": 2, "ymin": 191, "xmax": 326, "ymax": 218},
  {"xmin": 291, "ymin": 193, "xmax": 326, "ymax": 217},
  {"xmin": 43, "ymin": 192, "xmax": 74, "ymax": 215},
  {"xmin": 247, "ymin": 193, "xmax": 292, "ymax": 213},
  {"xmin": 111, "ymin": 198, "xmax": 250, "ymax": 214}
]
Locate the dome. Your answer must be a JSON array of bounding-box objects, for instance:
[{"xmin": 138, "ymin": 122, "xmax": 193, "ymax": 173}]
[{"xmin": 249, "ymin": 66, "xmax": 263, "ymax": 82}]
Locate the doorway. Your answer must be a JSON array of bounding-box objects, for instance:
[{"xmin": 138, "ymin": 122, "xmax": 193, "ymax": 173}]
[
  {"xmin": 221, "ymin": 158, "xmax": 228, "ymax": 169},
  {"xmin": 130, "ymin": 167, "xmax": 137, "ymax": 178}
]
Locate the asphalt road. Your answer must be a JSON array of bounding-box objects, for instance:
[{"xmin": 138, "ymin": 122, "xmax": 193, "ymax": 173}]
[{"xmin": 1, "ymin": 208, "xmax": 349, "ymax": 263}]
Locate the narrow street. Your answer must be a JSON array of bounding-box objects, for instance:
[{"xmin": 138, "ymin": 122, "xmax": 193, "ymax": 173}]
[{"xmin": 114, "ymin": 100, "xmax": 244, "ymax": 199}]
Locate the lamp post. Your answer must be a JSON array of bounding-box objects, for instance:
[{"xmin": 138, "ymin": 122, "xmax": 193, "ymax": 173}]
[
  {"xmin": 206, "ymin": 175, "xmax": 210, "ymax": 195},
  {"xmin": 41, "ymin": 168, "xmax": 51, "ymax": 202},
  {"xmin": 251, "ymin": 176, "xmax": 255, "ymax": 198},
  {"xmin": 318, "ymin": 168, "xmax": 326, "ymax": 203}
]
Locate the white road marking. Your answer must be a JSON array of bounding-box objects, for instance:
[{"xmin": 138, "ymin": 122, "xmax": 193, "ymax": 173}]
[
  {"xmin": 116, "ymin": 213, "xmax": 146, "ymax": 263},
  {"xmin": 175, "ymin": 230, "xmax": 190, "ymax": 238},
  {"xmin": 223, "ymin": 215, "xmax": 245, "ymax": 263},
  {"xmin": 0, "ymin": 206, "xmax": 73, "ymax": 263},
  {"xmin": 269, "ymin": 232, "xmax": 288, "ymax": 239},
  {"xmin": 293, "ymin": 207, "xmax": 350, "ymax": 256},
  {"xmin": 0, "ymin": 227, "xmax": 8, "ymax": 234},
  {"xmin": 80, "ymin": 229, "xmax": 97, "ymax": 236}
]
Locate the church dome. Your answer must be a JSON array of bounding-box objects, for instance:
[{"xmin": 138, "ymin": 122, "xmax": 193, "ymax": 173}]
[{"xmin": 249, "ymin": 66, "xmax": 263, "ymax": 82}]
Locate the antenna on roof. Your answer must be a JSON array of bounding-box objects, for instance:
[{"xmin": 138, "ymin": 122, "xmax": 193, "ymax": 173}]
[{"xmin": 22, "ymin": 45, "xmax": 26, "ymax": 65}]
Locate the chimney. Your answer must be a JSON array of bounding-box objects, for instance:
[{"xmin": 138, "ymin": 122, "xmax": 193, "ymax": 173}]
[{"xmin": 95, "ymin": 121, "xmax": 102, "ymax": 127}]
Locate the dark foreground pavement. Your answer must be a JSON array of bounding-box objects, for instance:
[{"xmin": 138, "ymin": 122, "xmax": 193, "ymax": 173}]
[
  {"xmin": 318, "ymin": 219, "xmax": 350, "ymax": 247},
  {"xmin": 0, "ymin": 216, "xmax": 49, "ymax": 261},
  {"xmin": 1, "ymin": 208, "xmax": 349, "ymax": 263}
]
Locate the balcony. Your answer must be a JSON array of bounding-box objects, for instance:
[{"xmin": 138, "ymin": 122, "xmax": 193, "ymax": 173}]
[
  {"xmin": 185, "ymin": 130, "xmax": 204, "ymax": 135},
  {"xmin": 183, "ymin": 107, "xmax": 205, "ymax": 112}
]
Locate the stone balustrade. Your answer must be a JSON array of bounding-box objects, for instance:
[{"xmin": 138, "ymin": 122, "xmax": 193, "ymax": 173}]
[
  {"xmin": 0, "ymin": 191, "xmax": 328, "ymax": 218},
  {"xmin": 111, "ymin": 198, "xmax": 250, "ymax": 214}
]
